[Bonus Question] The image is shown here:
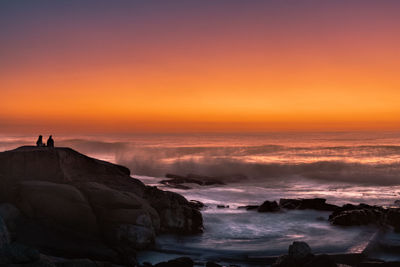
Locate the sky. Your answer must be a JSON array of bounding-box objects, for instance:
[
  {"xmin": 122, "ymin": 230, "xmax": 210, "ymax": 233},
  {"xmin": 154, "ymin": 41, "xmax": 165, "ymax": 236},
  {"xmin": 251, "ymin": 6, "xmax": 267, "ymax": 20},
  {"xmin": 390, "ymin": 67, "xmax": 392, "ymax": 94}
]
[{"xmin": 1, "ymin": 0, "xmax": 400, "ymax": 133}]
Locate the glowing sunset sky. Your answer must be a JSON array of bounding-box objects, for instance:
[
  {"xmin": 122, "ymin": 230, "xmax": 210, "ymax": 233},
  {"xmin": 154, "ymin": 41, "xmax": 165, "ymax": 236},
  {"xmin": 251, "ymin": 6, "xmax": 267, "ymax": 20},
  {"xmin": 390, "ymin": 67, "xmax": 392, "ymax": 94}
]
[{"xmin": 1, "ymin": 1, "xmax": 400, "ymax": 133}]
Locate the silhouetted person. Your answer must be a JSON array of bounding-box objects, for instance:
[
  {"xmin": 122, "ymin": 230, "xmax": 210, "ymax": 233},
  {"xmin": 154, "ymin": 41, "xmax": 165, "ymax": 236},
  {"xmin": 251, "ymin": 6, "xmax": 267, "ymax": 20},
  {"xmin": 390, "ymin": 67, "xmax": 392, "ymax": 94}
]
[
  {"xmin": 46, "ymin": 135, "xmax": 54, "ymax": 148},
  {"xmin": 36, "ymin": 135, "xmax": 44, "ymax": 147}
]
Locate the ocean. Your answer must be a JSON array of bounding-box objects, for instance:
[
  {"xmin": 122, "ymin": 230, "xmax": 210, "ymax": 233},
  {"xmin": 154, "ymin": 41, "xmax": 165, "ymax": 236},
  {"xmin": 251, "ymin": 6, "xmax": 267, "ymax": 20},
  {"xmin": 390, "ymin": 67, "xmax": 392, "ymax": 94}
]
[{"xmin": 2, "ymin": 131, "xmax": 400, "ymax": 265}]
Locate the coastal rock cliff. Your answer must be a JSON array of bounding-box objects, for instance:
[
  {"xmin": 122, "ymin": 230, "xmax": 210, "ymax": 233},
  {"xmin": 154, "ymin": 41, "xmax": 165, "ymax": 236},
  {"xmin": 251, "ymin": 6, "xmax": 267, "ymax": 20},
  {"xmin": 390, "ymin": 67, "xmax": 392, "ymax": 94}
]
[{"xmin": 0, "ymin": 146, "xmax": 203, "ymax": 265}]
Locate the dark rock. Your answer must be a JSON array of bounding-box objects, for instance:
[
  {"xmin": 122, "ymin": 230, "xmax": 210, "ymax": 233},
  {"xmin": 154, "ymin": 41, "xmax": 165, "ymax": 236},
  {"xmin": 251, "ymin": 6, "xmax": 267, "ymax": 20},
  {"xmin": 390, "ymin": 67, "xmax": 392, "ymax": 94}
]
[
  {"xmin": 14, "ymin": 218, "xmax": 121, "ymax": 264},
  {"xmin": 0, "ymin": 146, "xmax": 133, "ymax": 189},
  {"xmin": 155, "ymin": 257, "xmax": 194, "ymax": 267},
  {"xmin": 258, "ymin": 201, "xmax": 280, "ymax": 212},
  {"xmin": 0, "ymin": 203, "xmax": 21, "ymax": 233},
  {"xmin": 0, "ymin": 242, "xmax": 40, "ymax": 264},
  {"xmin": 0, "ymin": 215, "xmax": 10, "ymax": 249},
  {"xmin": 304, "ymin": 254, "xmax": 337, "ymax": 267},
  {"xmin": 167, "ymin": 184, "xmax": 192, "ymax": 190},
  {"xmin": 280, "ymin": 198, "xmax": 338, "ymax": 211},
  {"xmin": 272, "ymin": 255, "xmax": 297, "ymax": 267},
  {"xmin": 189, "ymin": 200, "xmax": 205, "ymax": 209},
  {"xmin": 238, "ymin": 205, "xmax": 259, "ymax": 210},
  {"xmin": 16, "ymin": 181, "xmax": 98, "ymax": 235},
  {"xmin": 0, "ymin": 146, "xmax": 204, "ymax": 264},
  {"xmin": 288, "ymin": 241, "xmax": 312, "ymax": 259},
  {"xmin": 104, "ymin": 224, "xmax": 155, "ymax": 249},
  {"xmin": 163, "ymin": 173, "xmax": 227, "ymax": 186},
  {"xmin": 78, "ymin": 181, "xmax": 160, "ymax": 249},
  {"xmin": 385, "ymin": 208, "xmax": 400, "ymax": 232},
  {"xmin": 54, "ymin": 258, "xmax": 98, "ymax": 267},
  {"xmin": 329, "ymin": 204, "xmax": 384, "ymax": 226},
  {"xmin": 145, "ymin": 186, "xmax": 203, "ymax": 234},
  {"xmin": 217, "ymin": 205, "xmax": 229, "ymax": 208},
  {"xmin": 330, "ymin": 209, "xmax": 381, "ymax": 226},
  {"xmin": 357, "ymin": 261, "xmax": 400, "ymax": 266},
  {"xmin": 206, "ymin": 262, "xmax": 222, "ymax": 267}
]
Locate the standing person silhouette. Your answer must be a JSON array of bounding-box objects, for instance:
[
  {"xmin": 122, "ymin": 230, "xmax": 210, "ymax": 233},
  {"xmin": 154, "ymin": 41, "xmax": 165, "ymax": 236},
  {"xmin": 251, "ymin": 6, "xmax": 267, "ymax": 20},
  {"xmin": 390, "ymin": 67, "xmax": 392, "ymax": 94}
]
[
  {"xmin": 46, "ymin": 135, "xmax": 54, "ymax": 148},
  {"xmin": 36, "ymin": 135, "xmax": 44, "ymax": 147}
]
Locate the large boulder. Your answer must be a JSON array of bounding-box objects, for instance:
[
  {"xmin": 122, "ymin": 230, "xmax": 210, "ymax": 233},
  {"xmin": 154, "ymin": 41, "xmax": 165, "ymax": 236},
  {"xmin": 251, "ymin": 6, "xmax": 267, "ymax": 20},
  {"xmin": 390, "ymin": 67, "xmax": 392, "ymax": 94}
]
[
  {"xmin": 288, "ymin": 241, "xmax": 312, "ymax": 259},
  {"xmin": 0, "ymin": 203, "xmax": 21, "ymax": 232},
  {"xmin": 273, "ymin": 242, "xmax": 337, "ymax": 267},
  {"xmin": 0, "ymin": 146, "xmax": 204, "ymax": 264},
  {"xmin": 145, "ymin": 187, "xmax": 203, "ymax": 234},
  {"xmin": 16, "ymin": 181, "xmax": 98, "ymax": 235},
  {"xmin": 78, "ymin": 182, "xmax": 160, "ymax": 248},
  {"xmin": 0, "ymin": 242, "xmax": 40, "ymax": 264},
  {"xmin": 0, "ymin": 215, "xmax": 10, "ymax": 249},
  {"xmin": 103, "ymin": 224, "xmax": 155, "ymax": 250}
]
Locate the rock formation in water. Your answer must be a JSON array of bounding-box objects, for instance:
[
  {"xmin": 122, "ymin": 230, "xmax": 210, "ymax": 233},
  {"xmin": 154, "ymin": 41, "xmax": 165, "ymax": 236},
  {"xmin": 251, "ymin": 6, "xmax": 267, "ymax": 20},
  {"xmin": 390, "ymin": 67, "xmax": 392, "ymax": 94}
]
[{"xmin": 0, "ymin": 146, "xmax": 203, "ymax": 266}]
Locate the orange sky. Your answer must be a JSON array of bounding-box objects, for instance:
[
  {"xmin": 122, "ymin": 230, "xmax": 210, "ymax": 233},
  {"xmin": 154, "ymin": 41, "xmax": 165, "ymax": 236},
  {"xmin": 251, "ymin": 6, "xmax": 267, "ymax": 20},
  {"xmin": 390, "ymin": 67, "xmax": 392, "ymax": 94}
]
[{"xmin": 1, "ymin": 1, "xmax": 400, "ymax": 133}]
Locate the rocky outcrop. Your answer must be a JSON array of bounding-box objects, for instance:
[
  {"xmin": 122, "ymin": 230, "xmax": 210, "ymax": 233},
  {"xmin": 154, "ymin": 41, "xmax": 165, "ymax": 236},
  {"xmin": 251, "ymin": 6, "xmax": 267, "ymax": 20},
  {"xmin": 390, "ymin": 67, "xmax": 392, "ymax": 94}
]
[
  {"xmin": 273, "ymin": 241, "xmax": 337, "ymax": 267},
  {"xmin": 279, "ymin": 198, "xmax": 339, "ymax": 211},
  {"xmin": 78, "ymin": 182, "xmax": 160, "ymax": 249},
  {"xmin": 145, "ymin": 187, "xmax": 203, "ymax": 234},
  {"xmin": 241, "ymin": 198, "xmax": 338, "ymax": 213},
  {"xmin": 0, "ymin": 216, "xmax": 10, "ymax": 249},
  {"xmin": 17, "ymin": 181, "xmax": 98, "ymax": 235},
  {"xmin": 0, "ymin": 146, "xmax": 203, "ymax": 265},
  {"xmin": 154, "ymin": 257, "xmax": 194, "ymax": 267},
  {"xmin": 0, "ymin": 203, "xmax": 21, "ymax": 233},
  {"xmin": 0, "ymin": 146, "xmax": 130, "ymax": 184},
  {"xmin": 0, "ymin": 242, "xmax": 40, "ymax": 265},
  {"xmin": 328, "ymin": 204, "xmax": 400, "ymax": 233},
  {"xmin": 329, "ymin": 204, "xmax": 385, "ymax": 226},
  {"xmin": 288, "ymin": 241, "xmax": 312, "ymax": 259},
  {"xmin": 161, "ymin": 173, "xmax": 227, "ymax": 187},
  {"xmin": 258, "ymin": 200, "xmax": 280, "ymax": 212}
]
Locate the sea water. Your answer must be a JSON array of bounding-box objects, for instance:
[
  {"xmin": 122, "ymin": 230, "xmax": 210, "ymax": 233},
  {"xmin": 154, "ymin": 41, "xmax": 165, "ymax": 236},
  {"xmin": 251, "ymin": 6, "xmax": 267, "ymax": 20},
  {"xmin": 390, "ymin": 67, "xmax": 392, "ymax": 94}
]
[{"xmin": 2, "ymin": 132, "xmax": 400, "ymax": 264}]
